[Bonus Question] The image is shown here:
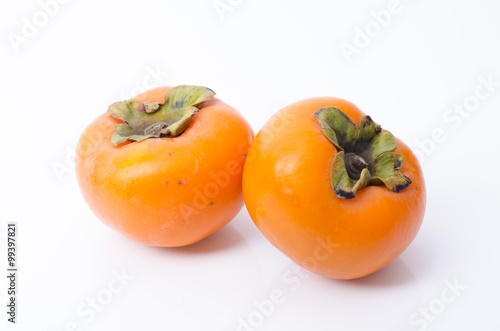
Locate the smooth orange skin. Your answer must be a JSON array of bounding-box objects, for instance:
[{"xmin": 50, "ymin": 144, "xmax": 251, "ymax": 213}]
[
  {"xmin": 76, "ymin": 87, "xmax": 254, "ymax": 247},
  {"xmin": 242, "ymin": 97, "xmax": 426, "ymax": 279}
]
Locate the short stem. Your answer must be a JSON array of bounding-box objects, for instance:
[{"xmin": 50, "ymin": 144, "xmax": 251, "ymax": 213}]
[{"xmin": 345, "ymin": 153, "xmax": 368, "ymax": 180}]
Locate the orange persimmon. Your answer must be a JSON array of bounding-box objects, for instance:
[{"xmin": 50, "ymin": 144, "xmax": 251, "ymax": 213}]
[
  {"xmin": 242, "ymin": 97, "xmax": 426, "ymax": 279},
  {"xmin": 76, "ymin": 86, "xmax": 254, "ymax": 247}
]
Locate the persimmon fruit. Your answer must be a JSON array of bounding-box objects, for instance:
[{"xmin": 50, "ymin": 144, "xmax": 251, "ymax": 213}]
[
  {"xmin": 242, "ymin": 97, "xmax": 426, "ymax": 279},
  {"xmin": 76, "ymin": 86, "xmax": 254, "ymax": 247}
]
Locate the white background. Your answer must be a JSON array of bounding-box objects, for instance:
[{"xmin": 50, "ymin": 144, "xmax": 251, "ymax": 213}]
[{"xmin": 1, "ymin": 0, "xmax": 500, "ymax": 330}]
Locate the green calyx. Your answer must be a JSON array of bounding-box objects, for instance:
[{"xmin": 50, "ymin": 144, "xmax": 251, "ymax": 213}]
[
  {"xmin": 107, "ymin": 85, "xmax": 215, "ymax": 146},
  {"xmin": 315, "ymin": 107, "xmax": 412, "ymax": 199}
]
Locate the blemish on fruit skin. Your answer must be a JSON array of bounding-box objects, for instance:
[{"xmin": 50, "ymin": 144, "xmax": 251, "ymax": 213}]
[
  {"xmin": 179, "ymin": 180, "xmax": 185, "ymax": 185},
  {"xmin": 168, "ymin": 152, "xmax": 173, "ymax": 156},
  {"xmin": 242, "ymin": 154, "xmax": 247, "ymax": 158},
  {"xmin": 209, "ymin": 202, "xmax": 214, "ymax": 206},
  {"xmin": 166, "ymin": 181, "xmax": 169, "ymax": 185}
]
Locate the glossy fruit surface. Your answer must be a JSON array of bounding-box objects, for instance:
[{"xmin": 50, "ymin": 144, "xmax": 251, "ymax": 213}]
[
  {"xmin": 242, "ymin": 97, "xmax": 425, "ymax": 279},
  {"xmin": 76, "ymin": 86, "xmax": 254, "ymax": 247}
]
